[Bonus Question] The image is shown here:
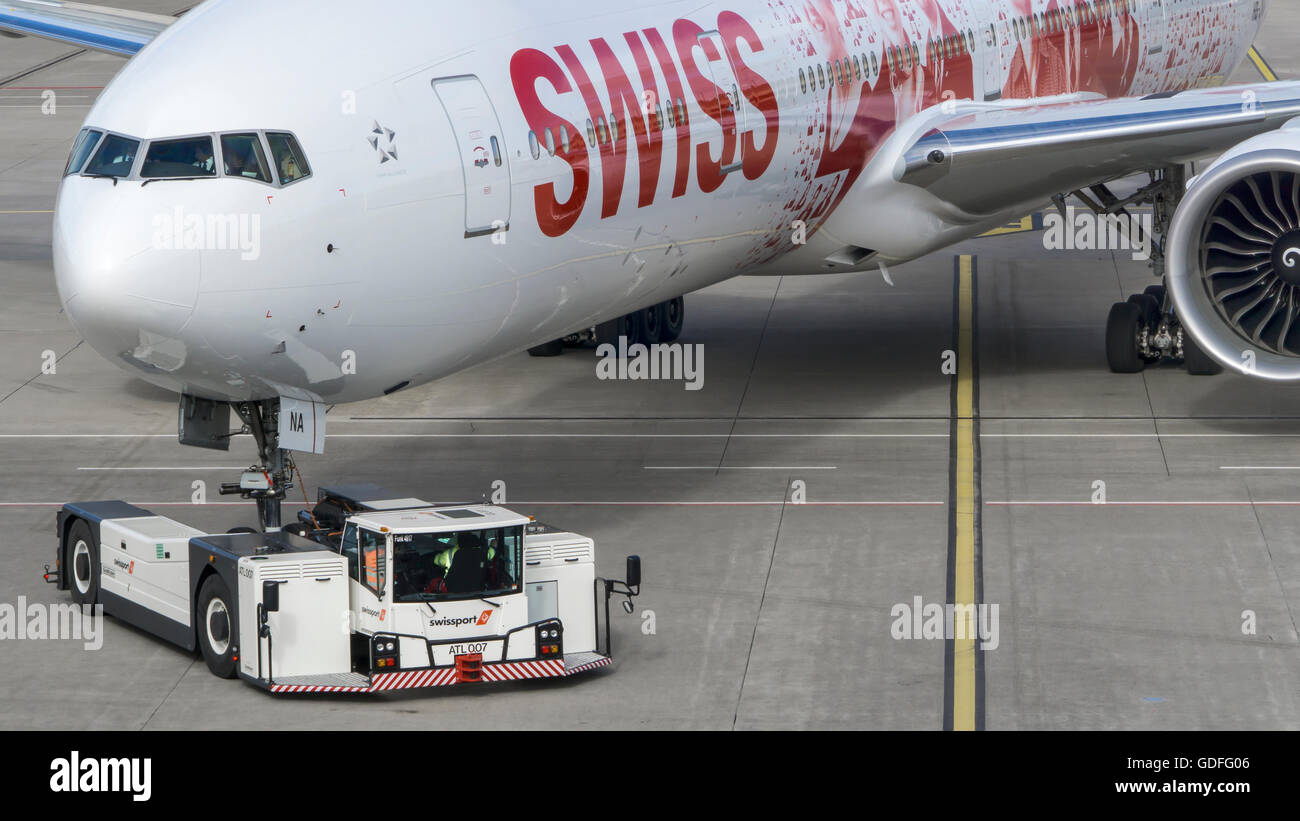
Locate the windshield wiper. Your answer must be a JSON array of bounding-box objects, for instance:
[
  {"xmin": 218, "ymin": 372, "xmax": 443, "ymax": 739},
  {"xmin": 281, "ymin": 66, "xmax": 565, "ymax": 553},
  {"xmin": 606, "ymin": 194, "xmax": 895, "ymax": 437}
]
[
  {"xmin": 141, "ymin": 177, "xmax": 197, "ymax": 187},
  {"xmin": 83, "ymin": 173, "xmax": 119, "ymax": 187}
]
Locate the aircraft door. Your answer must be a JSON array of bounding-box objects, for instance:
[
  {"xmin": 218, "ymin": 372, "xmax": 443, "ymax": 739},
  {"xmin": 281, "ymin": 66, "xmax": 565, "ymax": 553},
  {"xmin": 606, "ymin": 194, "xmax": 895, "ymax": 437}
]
[
  {"xmin": 432, "ymin": 75, "xmax": 512, "ymax": 239},
  {"xmin": 696, "ymin": 30, "xmax": 745, "ymax": 176}
]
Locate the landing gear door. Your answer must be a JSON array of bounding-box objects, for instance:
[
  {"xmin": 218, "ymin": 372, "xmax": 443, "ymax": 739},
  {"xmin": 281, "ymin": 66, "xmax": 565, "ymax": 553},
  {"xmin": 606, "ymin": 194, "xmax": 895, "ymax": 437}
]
[
  {"xmin": 696, "ymin": 30, "xmax": 743, "ymax": 175},
  {"xmin": 433, "ymin": 75, "xmax": 512, "ymax": 239}
]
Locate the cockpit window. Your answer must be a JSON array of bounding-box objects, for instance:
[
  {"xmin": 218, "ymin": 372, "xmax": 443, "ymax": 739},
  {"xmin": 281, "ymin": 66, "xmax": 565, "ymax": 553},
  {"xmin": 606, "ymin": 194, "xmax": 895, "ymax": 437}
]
[
  {"xmin": 65, "ymin": 129, "xmax": 103, "ymax": 176},
  {"xmin": 266, "ymin": 132, "xmax": 311, "ymax": 184},
  {"xmin": 141, "ymin": 136, "xmax": 216, "ymax": 179},
  {"xmin": 220, "ymin": 133, "xmax": 271, "ymax": 183},
  {"xmin": 84, "ymin": 134, "xmax": 140, "ymax": 178}
]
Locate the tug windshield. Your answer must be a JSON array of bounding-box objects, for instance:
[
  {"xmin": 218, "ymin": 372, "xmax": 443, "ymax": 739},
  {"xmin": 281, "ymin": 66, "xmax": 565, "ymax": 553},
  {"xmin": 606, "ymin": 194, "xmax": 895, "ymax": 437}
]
[{"xmin": 392, "ymin": 526, "xmax": 522, "ymax": 602}]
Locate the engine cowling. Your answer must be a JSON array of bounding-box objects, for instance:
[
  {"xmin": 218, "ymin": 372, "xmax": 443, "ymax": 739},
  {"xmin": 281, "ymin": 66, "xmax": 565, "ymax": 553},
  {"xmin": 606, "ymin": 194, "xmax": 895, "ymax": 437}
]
[{"xmin": 1168, "ymin": 121, "xmax": 1300, "ymax": 380}]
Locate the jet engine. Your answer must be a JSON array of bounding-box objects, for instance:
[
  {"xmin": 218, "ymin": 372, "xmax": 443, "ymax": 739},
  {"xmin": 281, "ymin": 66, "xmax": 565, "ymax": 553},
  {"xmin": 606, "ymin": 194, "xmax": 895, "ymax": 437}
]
[{"xmin": 1167, "ymin": 120, "xmax": 1300, "ymax": 380}]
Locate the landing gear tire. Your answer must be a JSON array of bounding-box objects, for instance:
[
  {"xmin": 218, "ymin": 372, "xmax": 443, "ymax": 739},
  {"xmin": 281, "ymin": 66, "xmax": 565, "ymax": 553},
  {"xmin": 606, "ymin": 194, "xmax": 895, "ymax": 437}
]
[
  {"xmin": 527, "ymin": 340, "xmax": 564, "ymax": 357},
  {"xmin": 1183, "ymin": 333, "xmax": 1224, "ymax": 376},
  {"xmin": 197, "ymin": 574, "xmax": 239, "ymax": 679},
  {"xmin": 1106, "ymin": 301, "xmax": 1146, "ymax": 373},
  {"xmin": 1127, "ymin": 293, "xmax": 1161, "ymax": 327},
  {"xmin": 596, "ymin": 313, "xmax": 642, "ymax": 350},
  {"xmin": 661, "ymin": 296, "xmax": 685, "ymax": 342},
  {"xmin": 66, "ymin": 519, "xmax": 99, "ymax": 607},
  {"xmin": 227, "ymin": 527, "xmax": 258, "ymax": 535},
  {"xmin": 1143, "ymin": 284, "xmax": 1166, "ymax": 307},
  {"xmin": 641, "ymin": 304, "xmax": 665, "ymax": 345}
]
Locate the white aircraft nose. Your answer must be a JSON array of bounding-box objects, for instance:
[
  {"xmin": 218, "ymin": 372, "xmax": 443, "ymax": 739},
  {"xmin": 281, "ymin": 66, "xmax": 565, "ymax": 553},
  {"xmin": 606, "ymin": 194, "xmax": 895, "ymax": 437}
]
[{"xmin": 53, "ymin": 177, "xmax": 201, "ymax": 371}]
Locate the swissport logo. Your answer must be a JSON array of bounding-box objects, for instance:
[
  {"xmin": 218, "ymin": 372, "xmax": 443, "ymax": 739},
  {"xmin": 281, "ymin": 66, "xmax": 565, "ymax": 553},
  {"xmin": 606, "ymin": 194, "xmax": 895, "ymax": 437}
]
[{"xmin": 429, "ymin": 610, "xmax": 493, "ymax": 629}]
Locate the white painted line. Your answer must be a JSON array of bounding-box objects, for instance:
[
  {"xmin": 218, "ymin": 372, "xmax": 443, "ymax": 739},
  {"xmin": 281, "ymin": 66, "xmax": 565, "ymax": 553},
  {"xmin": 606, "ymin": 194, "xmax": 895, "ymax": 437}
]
[
  {"xmin": 0, "ymin": 432, "xmax": 947, "ymax": 440},
  {"xmin": 0, "ymin": 500, "xmax": 943, "ymax": 508},
  {"xmin": 643, "ymin": 466, "xmax": 837, "ymax": 470},
  {"xmin": 5, "ymin": 431, "xmax": 1299, "ymax": 441},
  {"xmin": 77, "ymin": 466, "xmax": 250, "ymax": 472}
]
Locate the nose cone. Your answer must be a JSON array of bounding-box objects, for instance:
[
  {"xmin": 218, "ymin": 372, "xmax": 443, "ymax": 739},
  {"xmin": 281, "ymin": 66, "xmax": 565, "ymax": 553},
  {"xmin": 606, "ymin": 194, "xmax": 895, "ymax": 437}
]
[{"xmin": 54, "ymin": 177, "xmax": 201, "ymax": 374}]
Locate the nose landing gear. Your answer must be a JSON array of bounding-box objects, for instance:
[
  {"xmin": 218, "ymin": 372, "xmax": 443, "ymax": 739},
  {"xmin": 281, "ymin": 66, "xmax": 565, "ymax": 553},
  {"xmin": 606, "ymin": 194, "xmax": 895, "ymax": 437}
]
[{"xmin": 219, "ymin": 400, "xmax": 297, "ymax": 533}]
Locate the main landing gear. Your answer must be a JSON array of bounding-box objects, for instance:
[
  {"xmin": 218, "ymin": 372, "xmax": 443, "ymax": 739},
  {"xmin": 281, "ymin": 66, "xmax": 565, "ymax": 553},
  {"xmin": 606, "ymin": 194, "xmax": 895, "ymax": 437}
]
[
  {"xmin": 1105, "ymin": 284, "xmax": 1221, "ymax": 375},
  {"xmin": 1079, "ymin": 166, "xmax": 1223, "ymax": 376},
  {"xmin": 528, "ymin": 296, "xmax": 685, "ymax": 357}
]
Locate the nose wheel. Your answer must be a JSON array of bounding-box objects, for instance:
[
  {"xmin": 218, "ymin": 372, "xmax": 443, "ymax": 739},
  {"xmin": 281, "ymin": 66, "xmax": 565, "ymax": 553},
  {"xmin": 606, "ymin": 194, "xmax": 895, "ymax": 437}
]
[{"xmin": 220, "ymin": 400, "xmax": 298, "ymax": 532}]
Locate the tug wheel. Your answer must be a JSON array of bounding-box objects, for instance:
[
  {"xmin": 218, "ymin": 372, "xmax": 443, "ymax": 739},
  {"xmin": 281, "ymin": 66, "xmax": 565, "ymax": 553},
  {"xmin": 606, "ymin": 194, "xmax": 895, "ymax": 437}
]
[{"xmin": 197, "ymin": 574, "xmax": 239, "ymax": 679}]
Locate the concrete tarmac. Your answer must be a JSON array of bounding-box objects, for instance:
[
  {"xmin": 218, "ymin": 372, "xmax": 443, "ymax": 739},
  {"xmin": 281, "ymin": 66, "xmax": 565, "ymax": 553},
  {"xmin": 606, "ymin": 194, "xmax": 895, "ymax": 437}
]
[{"xmin": 0, "ymin": 2, "xmax": 1296, "ymax": 730}]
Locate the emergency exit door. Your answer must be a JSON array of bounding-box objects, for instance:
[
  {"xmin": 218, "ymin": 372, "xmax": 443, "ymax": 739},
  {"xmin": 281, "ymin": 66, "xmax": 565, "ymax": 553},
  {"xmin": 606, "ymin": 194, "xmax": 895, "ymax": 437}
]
[{"xmin": 432, "ymin": 75, "xmax": 512, "ymax": 239}]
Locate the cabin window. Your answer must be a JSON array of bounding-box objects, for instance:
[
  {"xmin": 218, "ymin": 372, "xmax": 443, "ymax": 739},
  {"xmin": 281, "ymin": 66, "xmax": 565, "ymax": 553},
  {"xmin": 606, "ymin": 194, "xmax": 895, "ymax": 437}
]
[
  {"xmin": 543, "ymin": 127, "xmax": 555, "ymax": 157},
  {"xmin": 799, "ymin": 67, "xmax": 807, "ymax": 93},
  {"xmin": 220, "ymin": 133, "xmax": 271, "ymax": 182},
  {"xmin": 559, "ymin": 125, "xmax": 570, "ymax": 154},
  {"xmin": 65, "ymin": 129, "xmax": 104, "ymax": 176},
  {"xmin": 853, "ymin": 55, "xmax": 862, "ymax": 80},
  {"xmin": 528, "ymin": 130, "xmax": 540, "ymax": 159},
  {"xmin": 142, "ymin": 135, "xmax": 217, "ymax": 179},
  {"xmin": 596, "ymin": 116, "xmax": 609, "ymax": 145},
  {"xmin": 359, "ymin": 528, "xmax": 386, "ymax": 597},
  {"xmin": 587, "ymin": 119, "xmax": 596, "ymax": 145},
  {"xmin": 85, "ymin": 133, "xmax": 140, "ymax": 178},
  {"xmin": 816, "ymin": 63, "xmax": 825, "ymax": 89},
  {"xmin": 267, "ymin": 132, "xmax": 311, "ymax": 182}
]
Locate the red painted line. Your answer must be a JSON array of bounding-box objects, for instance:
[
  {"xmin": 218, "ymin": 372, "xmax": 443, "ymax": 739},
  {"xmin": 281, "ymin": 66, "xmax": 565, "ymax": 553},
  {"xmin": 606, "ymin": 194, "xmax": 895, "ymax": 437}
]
[{"xmin": 986, "ymin": 501, "xmax": 1300, "ymax": 507}]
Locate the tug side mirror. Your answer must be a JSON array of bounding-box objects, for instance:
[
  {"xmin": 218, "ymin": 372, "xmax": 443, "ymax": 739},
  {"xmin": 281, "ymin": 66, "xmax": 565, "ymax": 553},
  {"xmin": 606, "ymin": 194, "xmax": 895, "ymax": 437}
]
[
  {"xmin": 625, "ymin": 555, "xmax": 641, "ymax": 589},
  {"xmin": 262, "ymin": 579, "xmax": 280, "ymax": 614}
]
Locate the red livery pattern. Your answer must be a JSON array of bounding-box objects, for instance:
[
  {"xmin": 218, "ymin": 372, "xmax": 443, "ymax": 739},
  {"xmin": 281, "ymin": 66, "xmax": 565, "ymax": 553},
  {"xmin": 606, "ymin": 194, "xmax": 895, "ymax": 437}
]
[{"xmin": 508, "ymin": 0, "xmax": 1255, "ymax": 255}]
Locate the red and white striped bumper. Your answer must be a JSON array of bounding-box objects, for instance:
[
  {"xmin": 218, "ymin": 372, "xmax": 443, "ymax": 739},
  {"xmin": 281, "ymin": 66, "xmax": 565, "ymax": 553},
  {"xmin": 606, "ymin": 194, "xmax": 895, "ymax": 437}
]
[{"xmin": 267, "ymin": 653, "xmax": 612, "ymax": 694}]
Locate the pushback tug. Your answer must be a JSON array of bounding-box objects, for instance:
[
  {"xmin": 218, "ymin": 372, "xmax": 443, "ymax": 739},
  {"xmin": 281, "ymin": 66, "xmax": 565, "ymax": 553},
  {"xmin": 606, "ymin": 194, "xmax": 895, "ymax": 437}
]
[{"xmin": 47, "ymin": 483, "xmax": 641, "ymax": 694}]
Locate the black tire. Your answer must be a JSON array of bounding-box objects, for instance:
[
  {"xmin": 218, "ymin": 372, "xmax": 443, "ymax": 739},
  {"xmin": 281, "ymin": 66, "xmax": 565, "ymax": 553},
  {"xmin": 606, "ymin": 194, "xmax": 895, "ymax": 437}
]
[
  {"xmin": 65, "ymin": 519, "xmax": 99, "ymax": 607},
  {"xmin": 661, "ymin": 296, "xmax": 685, "ymax": 342},
  {"xmin": 1183, "ymin": 333, "xmax": 1224, "ymax": 376},
  {"xmin": 1106, "ymin": 301, "xmax": 1146, "ymax": 373},
  {"xmin": 1143, "ymin": 284, "xmax": 1166, "ymax": 308},
  {"xmin": 227, "ymin": 526, "xmax": 258, "ymax": 535},
  {"xmin": 196, "ymin": 574, "xmax": 239, "ymax": 679},
  {"xmin": 641, "ymin": 304, "xmax": 665, "ymax": 345},
  {"xmin": 527, "ymin": 340, "xmax": 564, "ymax": 357},
  {"xmin": 595, "ymin": 313, "xmax": 642, "ymax": 351},
  {"xmin": 1127, "ymin": 293, "xmax": 1160, "ymax": 326}
]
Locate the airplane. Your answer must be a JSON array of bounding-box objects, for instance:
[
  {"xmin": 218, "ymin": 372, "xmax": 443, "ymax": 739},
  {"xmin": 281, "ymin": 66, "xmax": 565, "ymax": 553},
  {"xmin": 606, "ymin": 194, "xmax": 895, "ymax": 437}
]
[{"xmin": 4, "ymin": 0, "xmax": 1300, "ymax": 531}]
